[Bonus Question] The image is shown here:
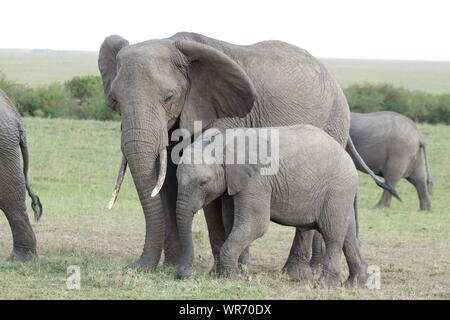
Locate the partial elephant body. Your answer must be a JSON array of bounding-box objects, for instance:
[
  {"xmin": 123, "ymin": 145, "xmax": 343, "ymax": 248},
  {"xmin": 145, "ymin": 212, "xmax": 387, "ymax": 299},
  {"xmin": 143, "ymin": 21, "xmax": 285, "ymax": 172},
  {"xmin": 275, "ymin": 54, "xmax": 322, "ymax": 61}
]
[
  {"xmin": 176, "ymin": 125, "xmax": 368, "ymax": 287},
  {"xmin": 0, "ymin": 89, "xmax": 42, "ymax": 261},
  {"xmin": 349, "ymin": 111, "xmax": 432, "ymax": 211},
  {"xmin": 172, "ymin": 33, "xmax": 351, "ymax": 146}
]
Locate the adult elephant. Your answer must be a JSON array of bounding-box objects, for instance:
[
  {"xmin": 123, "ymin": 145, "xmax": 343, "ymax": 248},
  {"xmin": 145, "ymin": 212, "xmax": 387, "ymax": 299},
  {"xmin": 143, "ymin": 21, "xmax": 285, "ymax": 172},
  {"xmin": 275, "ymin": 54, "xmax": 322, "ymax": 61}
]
[
  {"xmin": 99, "ymin": 32, "xmax": 397, "ymax": 273},
  {"xmin": 349, "ymin": 111, "xmax": 432, "ymax": 211}
]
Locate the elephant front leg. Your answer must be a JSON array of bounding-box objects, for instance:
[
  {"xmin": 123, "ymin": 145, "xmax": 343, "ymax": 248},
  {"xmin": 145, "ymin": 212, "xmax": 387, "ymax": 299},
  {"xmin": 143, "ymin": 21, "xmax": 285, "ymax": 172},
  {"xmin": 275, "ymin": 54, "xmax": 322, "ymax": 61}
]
[
  {"xmin": 124, "ymin": 193, "xmax": 165, "ymax": 272},
  {"xmin": 204, "ymin": 198, "xmax": 227, "ymax": 277},
  {"xmin": 282, "ymin": 228, "xmax": 314, "ymax": 280},
  {"xmin": 222, "ymin": 194, "xmax": 250, "ymax": 274},
  {"xmin": 219, "ymin": 194, "xmax": 270, "ymax": 279},
  {"xmin": 161, "ymin": 160, "xmax": 182, "ymax": 267},
  {"xmin": 4, "ymin": 201, "xmax": 38, "ymax": 262}
]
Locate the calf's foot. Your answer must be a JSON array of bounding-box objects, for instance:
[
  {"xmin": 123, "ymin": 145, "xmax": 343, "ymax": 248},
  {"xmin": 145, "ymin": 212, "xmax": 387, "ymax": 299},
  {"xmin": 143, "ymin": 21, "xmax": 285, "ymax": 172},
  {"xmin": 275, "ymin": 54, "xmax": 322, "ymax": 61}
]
[
  {"xmin": 316, "ymin": 270, "xmax": 341, "ymax": 289},
  {"xmin": 344, "ymin": 271, "xmax": 369, "ymax": 287},
  {"xmin": 124, "ymin": 257, "xmax": 155, "ymax": 273},
  {"xmin": 218, "ymin": 265, "xmax": 242, "ymax": 280},
  {"xmin": 282, "ymin": 260, "xmax": 313, "ymax": 281}
]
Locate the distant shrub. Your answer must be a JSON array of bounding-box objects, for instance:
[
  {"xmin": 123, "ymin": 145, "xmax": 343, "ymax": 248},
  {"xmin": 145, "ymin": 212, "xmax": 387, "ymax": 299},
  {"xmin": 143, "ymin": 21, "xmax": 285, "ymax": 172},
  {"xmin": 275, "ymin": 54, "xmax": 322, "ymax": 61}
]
[
  {"xmin": 65, "ymin": 75, "xmax": 102, "ymax": 102},
  {"xmin": 65, "ymin": 75, "xmax": 118, "ymax": 120},
  {"xmin": 0, "ymin": 74, "xmax": 74, "ymax": 117},
  {"xmin": 344, "ymin": 83, "xmax": 450, "ymax": 124},
  {"xmin": 72, "ymin": 89, "xmax": 120, "ymax": 121},
  {"xmin": 0, "ymin": 73, "xmax": 118, "ymax": 120}
]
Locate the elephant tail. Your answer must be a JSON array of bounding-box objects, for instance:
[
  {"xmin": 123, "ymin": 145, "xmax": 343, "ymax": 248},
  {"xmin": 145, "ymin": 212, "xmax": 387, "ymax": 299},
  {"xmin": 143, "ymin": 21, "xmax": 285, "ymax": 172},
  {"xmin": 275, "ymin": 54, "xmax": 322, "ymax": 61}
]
[
  {"xmin": 347, "ymin": 137, "xmax": 402, "ymax": 202},
  {"xmin": 420, "ymin": 141, "xmax": 433, "ymax": 196},
  {"xmin": 19, "ymin": 130, "xmax": 43, "ymax": 222}
]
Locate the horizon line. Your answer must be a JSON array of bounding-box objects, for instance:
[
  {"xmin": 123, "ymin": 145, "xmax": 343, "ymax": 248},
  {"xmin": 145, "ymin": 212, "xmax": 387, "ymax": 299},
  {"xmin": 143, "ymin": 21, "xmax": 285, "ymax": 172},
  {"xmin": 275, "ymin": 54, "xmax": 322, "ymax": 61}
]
[{"xmin": 0, "ymin": 48, "xmax": 449, "ymax": 63}]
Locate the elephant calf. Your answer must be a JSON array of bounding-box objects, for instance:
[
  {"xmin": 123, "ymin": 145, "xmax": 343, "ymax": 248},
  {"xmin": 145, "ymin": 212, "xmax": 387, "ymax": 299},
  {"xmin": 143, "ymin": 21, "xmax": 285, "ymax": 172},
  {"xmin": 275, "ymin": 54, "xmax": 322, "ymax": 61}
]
[
  {"xmin": 349, "ymin": 111, "xmax": 432, "ymax": 211},
  {"xmin": 175, "ymin": 125, "xmax": 368, "ymax": 288},
  {"xmin": 0, "ymin": 89, "xmax": 42, "ymax": 261}
]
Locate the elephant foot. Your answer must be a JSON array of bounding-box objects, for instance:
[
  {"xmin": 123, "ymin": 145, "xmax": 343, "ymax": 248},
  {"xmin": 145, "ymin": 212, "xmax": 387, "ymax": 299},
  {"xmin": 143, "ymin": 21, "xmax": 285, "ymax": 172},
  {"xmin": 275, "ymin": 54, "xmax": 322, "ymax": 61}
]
[
  {"xmin": 309, "ymin": 255, "xmax": 323, "ymax": 275},
  {"xmin": 315, "ymin": 270, "xmax": 341, "ymax": 289},
  {"xmin": 344, "ymin": 271, "xmax": 369, "ymax": 288},
  {"xmin": 239, "ymin": 263, "xmax": 249, "ymax": 278},
  {"xmin": 419, "ymin": 205, "xmax": 432, "ymax": 213},
  {"xmin": 282, "ymin": 261, "xmax": 313, "ymax": 281},
  {"xmin": 374, "ymin": 202, "xmax": 389, "ymax": 211},
  {"xmin": 219, "ymin": 267, "xmax": 242, "ymax": 280},
  {"xmin": 163, "ymin": 256, "xmax": 178, "ymax": 268},
  {"xmin": 176, "ymin": 266, "xmax": 192, "ymax": 280},
  {"xmin": 7, "ymin": 247, "xmax": 38, "ymax": 262},
  {"xmin": 208, "ymin": 258, "xmax": 221, "ymax": 278},
  {"xmin": 123, "ymin": 257, "xmax": 156, "ymax": 273}
]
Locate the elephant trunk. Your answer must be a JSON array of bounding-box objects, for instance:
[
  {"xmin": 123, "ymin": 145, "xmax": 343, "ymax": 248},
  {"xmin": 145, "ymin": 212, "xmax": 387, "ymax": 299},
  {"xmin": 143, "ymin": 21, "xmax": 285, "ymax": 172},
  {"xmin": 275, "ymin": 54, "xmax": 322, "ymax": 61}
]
[
  {"xmin": 120, "ymin": 110, "xmax": 168, "ymax": 270},
  {"xmin": 176, "ymin": 196, "xmax": 195, "ymax": 279}
]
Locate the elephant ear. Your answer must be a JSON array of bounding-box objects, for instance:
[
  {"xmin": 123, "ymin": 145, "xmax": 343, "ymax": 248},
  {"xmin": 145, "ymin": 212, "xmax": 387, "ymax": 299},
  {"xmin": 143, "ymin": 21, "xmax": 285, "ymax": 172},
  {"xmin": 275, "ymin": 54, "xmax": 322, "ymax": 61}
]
[
  {"xmin": 225, "ymin": 163, "xmax": 260, "ymax": 196},
  {"xmin": 175, "ymin": 40, "xmax": 256, "ymax": 133},
  {"xmin": 98, "ymin": 35, "xmax": 129, "ymax": 113},
  {"xmin": 223, "ymin": 132, "xmax": 271, "ymax": 196}
]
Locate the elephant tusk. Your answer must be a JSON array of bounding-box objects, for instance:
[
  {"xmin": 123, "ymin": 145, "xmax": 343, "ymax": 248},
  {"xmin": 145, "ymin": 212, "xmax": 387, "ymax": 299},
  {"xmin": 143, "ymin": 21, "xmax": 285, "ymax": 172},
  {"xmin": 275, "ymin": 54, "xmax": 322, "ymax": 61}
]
[
  {"xmin": 108, "ymin": 155, "xmax": 127, "ymax": 210},
  {"xmin": 151, "ymin": 148, "xmax": 167, "ymax": 197}
]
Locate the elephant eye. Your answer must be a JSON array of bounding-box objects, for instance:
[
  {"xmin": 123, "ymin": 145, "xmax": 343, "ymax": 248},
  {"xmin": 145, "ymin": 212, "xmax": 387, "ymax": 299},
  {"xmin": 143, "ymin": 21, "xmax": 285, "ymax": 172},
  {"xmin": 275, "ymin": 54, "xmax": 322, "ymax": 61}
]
[
  {"xmin": 199, "ymin": 180, "xmax": 208, "ymax": 187},
  {"xmin": 164, "ymin": 92, "xmax": 174, "ymax": 104}
]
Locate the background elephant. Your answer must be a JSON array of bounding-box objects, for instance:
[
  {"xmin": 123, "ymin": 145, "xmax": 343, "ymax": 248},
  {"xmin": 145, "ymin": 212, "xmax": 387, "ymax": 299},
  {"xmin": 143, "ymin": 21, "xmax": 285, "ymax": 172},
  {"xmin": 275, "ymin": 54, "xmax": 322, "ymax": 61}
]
[
  {"xmin": 176, "ymin": 125, "xmax": 368, "ymax": 288},
  {"xmin": 348, "ymin": 111, "xmax": 432, "ymax": 211},
  {"xmin": 99, "ymin": 32, "xmax": 397, "ymax": 273},
  {"xmin": 0, "ymin": 89, "xmax": 42, "ymax": 261}
]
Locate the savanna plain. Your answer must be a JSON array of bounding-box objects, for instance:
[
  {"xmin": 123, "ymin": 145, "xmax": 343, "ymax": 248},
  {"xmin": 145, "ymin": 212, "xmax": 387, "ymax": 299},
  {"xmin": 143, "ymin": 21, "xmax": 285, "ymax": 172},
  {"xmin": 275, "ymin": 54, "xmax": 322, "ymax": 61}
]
[{"xmin": 0, "ymin": 51, "xmax": 449, "ymax": 299}]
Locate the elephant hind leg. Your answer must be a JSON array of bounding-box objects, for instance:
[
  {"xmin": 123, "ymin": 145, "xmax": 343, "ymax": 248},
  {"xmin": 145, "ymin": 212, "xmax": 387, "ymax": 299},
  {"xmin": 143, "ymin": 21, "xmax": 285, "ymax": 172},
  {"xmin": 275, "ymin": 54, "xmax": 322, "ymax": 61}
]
[
  {"xmin": 282, "ymin": 228, "xmax": 314, "ymax": 281},
  {"xmin": 204, "ymin": 198, "xmax": 228, "ymax": 277},
  {"xmin": 406, "ymin": 159, "xmax": 432, "ymax": 212},
  {"xmin": 316, "ymin": 191, "xmax": 355, "ymax": 288},
  {"xmin": 342, "ymin": 214, "xmax": 368, "ymax": 287},
  {"xmin": 309, "ymin": 231, "xmax": 324, "ymax": 274},
  {"xmin": 374, "ymin": 167, "xmax": 403, "ymax": 210},
  {"xmin": 3, "ymin": 200, "xmax": 38, "ymax": 262}
]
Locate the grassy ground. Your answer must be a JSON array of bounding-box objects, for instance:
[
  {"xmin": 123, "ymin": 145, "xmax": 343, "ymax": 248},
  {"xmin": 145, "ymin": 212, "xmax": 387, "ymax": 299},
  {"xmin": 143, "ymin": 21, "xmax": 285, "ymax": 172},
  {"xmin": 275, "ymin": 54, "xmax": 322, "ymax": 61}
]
[
  {"xmin": 1, "ymin": 50, "xmax": 450, "ymax": 93},
  {"xmin": 0, "ymin": 117, "xmax": 449, "ymax": 299}
]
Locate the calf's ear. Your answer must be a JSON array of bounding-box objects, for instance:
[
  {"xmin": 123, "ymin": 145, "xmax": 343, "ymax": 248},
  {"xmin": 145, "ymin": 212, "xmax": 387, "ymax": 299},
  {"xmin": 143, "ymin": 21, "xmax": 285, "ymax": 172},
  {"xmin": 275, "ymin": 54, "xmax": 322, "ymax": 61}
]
[{"xmin": 224, "ymin": 163, "xmax": 260, "ymax": 196}]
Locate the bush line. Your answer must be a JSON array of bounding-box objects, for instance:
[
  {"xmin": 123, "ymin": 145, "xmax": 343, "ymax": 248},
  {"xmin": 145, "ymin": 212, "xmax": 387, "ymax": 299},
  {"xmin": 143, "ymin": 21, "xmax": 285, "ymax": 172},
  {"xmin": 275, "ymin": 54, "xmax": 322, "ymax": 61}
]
[{"xmin": 1, "ymin": 74, "xmax": 449, "ymax": 124}]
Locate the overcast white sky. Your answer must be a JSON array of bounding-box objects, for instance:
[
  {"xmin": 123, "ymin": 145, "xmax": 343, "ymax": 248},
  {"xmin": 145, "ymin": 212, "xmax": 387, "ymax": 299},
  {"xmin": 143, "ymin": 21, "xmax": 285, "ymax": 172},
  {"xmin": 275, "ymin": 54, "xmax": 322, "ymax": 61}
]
[{"xmin": 1, "ymin": 0, "xmax": 449, "ymax": 60}]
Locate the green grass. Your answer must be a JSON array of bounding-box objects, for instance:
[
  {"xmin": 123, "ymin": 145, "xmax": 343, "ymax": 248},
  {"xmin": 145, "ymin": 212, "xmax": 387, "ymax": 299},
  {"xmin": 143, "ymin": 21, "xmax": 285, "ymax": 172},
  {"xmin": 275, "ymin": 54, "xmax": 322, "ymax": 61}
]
[
  {"xmin": 0, "ymin": 118, "xmax": 449, "ymax": 299},
  {"xmin": 1, "ymin": 50, "xmax": 450, "ymax": 93}
]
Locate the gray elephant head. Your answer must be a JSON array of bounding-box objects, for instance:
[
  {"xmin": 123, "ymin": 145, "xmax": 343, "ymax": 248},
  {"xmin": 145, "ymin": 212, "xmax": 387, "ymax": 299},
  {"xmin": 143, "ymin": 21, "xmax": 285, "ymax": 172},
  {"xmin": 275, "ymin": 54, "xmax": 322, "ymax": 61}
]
[
  {"xmin": 98, "ymin": 34, "xmax": 256, "ymax": 268},
  {"xmin": 175, "ymin": 131, "xmax": 268, "ymax": 278}
]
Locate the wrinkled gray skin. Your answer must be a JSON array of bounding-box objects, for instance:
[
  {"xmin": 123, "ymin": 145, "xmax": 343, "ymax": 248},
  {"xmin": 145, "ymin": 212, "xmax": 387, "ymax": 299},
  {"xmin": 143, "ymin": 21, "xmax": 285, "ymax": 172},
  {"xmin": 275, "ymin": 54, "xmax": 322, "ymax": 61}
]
[
  {"xmin": 176, "ymin": 125, "xmax": 368, "ymax": 288},
  {"xmin": 0, "ymin": 89, "xmax": 42, "ymax": 261},
  {"xmin": 99, "ymin": 32, "xmax": 393, "ymax": 274},
  {"xmin": 348, "ymin": 112, "xmax": 432, "ymax": 211}
]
